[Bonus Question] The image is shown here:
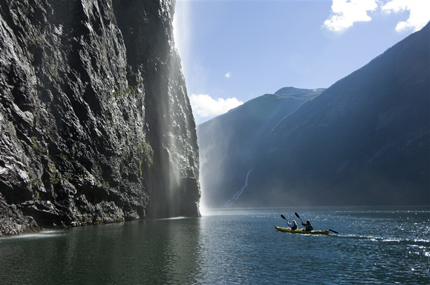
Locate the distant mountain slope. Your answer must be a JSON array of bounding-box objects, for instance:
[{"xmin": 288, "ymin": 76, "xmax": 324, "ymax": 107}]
[
  {"xmin": 199, "ymin": 22, "xmax": 430, "ymax": 208},
  {"xmin": 197, "ymin": 88, "xmax": 323, "ymax": 207},
  {"xmin": 242, "ymin": 22, "xmax": 430, "ymax": 207}
]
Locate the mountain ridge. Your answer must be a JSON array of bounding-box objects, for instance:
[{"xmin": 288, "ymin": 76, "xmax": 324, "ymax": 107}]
[
  {"xmin": 198, "ymin": 87, "xmax": 324, "ymax": 208},
  {"xmin": 199, "ymin": 22, "xmax": 429, "ymax": 208}
]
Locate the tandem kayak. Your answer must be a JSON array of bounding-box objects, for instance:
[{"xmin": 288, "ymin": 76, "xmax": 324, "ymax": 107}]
[{"xmin": 275, "ymin": 226, "xmax": 330, "ymax": 235}]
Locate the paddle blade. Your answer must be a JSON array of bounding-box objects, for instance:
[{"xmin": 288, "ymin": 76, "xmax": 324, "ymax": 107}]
[
  {"xmin": 281, "ymin": 214, "xmax": 286, "ymax": 220},
  {"xmin": 295, "ymin": 212, "xmax": 301, "ymax": 219},
  {"xmin": 329, "ymin": 229, "xmax": 339, "ymax": 234}
]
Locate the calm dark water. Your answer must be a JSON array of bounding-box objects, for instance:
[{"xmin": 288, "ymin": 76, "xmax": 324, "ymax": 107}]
[{"xmin": 0, "ymin": 206, "xmax": 429, "ymax": 284}]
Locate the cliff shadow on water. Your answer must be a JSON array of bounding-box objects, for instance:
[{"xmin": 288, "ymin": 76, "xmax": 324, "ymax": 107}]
[{"xmin": 0, "ymin": 0, "xmax": 200, "ymax": 236}]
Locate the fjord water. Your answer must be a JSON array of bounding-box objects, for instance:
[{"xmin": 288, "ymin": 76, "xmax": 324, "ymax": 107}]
[{"xmin": 0, "ymin": 207, "xmax": 428, "ymax": 284}]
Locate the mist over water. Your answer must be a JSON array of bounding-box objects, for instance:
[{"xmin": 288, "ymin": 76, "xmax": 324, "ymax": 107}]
[{"xmin": 1, "ymin": 206, "xmax": 428, "ymax": 284}]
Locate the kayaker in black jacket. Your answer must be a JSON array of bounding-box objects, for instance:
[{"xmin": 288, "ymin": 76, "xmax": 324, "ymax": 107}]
[
  {"xmin": 302, "ymin": 220, "xmax": 313, "ymax": 231},
  {"xmin": 287, "ymin": 220, "xmax": 298, "ymax": 230}
]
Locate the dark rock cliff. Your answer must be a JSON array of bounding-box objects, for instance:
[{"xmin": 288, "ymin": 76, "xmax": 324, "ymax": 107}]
[{"xmin": 0, "ymin": 0, "xmax": 200, "ymax": 236}]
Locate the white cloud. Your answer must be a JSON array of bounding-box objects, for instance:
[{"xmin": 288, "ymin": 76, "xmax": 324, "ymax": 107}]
[
  {"xmin": 323, "ymin": 0, "xmax": 378, "ymax": 32},
  {"xmin": 190, "ymin": 94, "xmax": 243, "ymax": 118},
  {"xmin": 225, "ymin": 71, "xmax": 231, "ymax": 78},
  {"xmin": 381, "ymin": 0, "xmax": 430, "ymax": 32},
  {"xmin": 323, "ymin": 0, "xmax": 430, "ymax": 33}
]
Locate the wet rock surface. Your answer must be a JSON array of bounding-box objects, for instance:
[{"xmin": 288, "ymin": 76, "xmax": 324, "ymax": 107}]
[{"xmin": 0, "ymin": 0, "xmax": 200, "ymax": 236}]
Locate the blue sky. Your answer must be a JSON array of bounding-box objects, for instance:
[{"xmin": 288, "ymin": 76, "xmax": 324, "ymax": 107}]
[{"xmin": 173, "ymin": 0, "xmax": 430, "ymax": 124}]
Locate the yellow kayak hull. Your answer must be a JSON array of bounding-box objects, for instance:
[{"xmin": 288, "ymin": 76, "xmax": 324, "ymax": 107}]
[{"xmin": 275, "ymin": 226, "xmax": 329, "ymax": 235}]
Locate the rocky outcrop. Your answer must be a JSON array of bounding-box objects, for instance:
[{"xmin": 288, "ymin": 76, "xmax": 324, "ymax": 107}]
[{"xmin": 0, "ymin": 0, "xmax": 200, "ymax": 236}]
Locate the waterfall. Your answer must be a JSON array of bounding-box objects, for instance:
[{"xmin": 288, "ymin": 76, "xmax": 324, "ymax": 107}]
[{"xmin": 223, "ymin": 169, "xmax": 253, "ymax": 208}]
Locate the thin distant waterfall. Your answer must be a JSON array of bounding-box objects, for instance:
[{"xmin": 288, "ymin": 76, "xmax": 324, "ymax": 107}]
[{"xmin": 223, "ymin": 169, "xmax": 253, "ymax": 208}]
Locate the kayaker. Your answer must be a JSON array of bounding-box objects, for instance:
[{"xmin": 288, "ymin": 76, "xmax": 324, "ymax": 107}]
[
  {"xmin": 287, "ymin": 220, "xmax": 298, "ymax": 230},
  {"xmin": 302, "ymin": 219, "xmax": 313, "ymax": 231}
]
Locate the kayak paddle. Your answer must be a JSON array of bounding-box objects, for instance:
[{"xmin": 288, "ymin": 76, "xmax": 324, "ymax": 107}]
[
  {"xmin": 280, "ymin": 214, "xmax": 287, "ymax": 220},
  {"xmin": 295, "ymin": 212, "xmax": 304, "ymax": 224}
]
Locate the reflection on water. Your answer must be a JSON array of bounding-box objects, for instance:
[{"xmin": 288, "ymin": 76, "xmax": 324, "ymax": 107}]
[
  {"xmin": 0, "ymin": 207, "xmax": 429, "ymax": 284},
  {"xmin": 2, "ymin": 230, "xmax": 65, "ymax": 240},
  {"xmin": 0, "ymin": 218, "xmax": 203, "ymax": 284}
]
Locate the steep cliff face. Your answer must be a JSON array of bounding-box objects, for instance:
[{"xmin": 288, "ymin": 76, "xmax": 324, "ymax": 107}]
[{"xmin": 0, "ymin": 0, "xmax": 200, "ymax": 236}]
